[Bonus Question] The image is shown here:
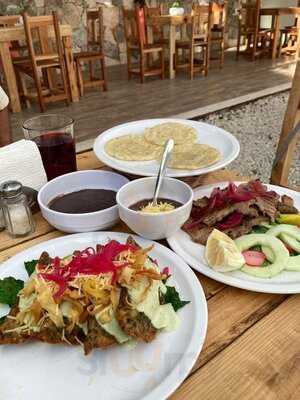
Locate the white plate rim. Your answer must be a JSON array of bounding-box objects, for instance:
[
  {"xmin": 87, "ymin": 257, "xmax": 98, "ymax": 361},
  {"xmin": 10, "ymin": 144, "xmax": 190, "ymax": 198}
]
[
  {"xmin": 167, "ymin": 182, "xmax": 300, "ymax": 294},
  {"xmin": 93, "ymin": 118, "xmax": 240, "ymax": 178},
  {"xmin": 0, "ymin": 231, "xmax": 208, "ymax": 400}
]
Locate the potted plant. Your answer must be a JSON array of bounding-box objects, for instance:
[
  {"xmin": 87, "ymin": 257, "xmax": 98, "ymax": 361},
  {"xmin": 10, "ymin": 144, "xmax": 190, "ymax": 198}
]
[{"xmin": 169, "ymin": 1, "xmax": 184, "ymax": 16}]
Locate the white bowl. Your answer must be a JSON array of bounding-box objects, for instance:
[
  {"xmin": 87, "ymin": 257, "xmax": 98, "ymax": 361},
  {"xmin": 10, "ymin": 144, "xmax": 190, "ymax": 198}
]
[
  {"xmin": 38, "ymin": 170, "xmax": 129, "ymax": 233},
  {"xmin": 116, "ymin": 177, "xmax": 193, "ymax": 240}
]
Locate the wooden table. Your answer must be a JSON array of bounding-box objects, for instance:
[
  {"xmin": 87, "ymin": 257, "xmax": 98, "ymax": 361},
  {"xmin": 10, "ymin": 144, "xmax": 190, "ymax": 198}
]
[
  {"xmin": 0, "ymin": 24, "xmax": 79, "ymax": 113},
  {"xmin": 260, "ymin": 7, "xmax": 300, "ymax": 60},
  {"xmin": 148, "ymin": 15, "xmax": 191, "ymax": 79},
  {"xmin": 1, "ymin": 149, "xmax": 299, "ymax": 399}
]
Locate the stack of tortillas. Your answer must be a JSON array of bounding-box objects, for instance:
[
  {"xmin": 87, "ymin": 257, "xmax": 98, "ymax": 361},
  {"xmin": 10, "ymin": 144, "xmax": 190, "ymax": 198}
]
[{"xmin": 104, "ymin": 122, "xmax": 221, "ymax": 170}]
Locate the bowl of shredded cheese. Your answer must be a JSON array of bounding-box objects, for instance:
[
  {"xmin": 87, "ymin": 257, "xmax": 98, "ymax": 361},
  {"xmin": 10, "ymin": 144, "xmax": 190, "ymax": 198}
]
[{"xmin": 116, "ymin": 177, "xmax": 193, "ymax": 240}]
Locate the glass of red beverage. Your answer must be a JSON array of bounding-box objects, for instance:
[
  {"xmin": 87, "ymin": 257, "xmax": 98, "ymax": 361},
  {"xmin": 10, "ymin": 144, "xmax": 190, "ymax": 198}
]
[{"xmin": 23, "ymin": 114, "xmax": 77, "ymax": 181}]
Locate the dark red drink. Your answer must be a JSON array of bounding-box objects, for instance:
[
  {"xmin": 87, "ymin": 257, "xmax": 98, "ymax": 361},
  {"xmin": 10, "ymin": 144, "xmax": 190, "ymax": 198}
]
[{"xmin": 33, "ymin": 132, "xmax": 77, "ymax": 180}]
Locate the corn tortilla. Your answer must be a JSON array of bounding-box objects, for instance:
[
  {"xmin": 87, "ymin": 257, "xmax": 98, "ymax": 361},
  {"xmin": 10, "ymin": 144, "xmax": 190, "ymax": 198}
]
[
  {"xmin": 105, "ymin": 135, "xmax": 159, "ymax": 161},
  {"xmin": 144, "ymin": 122, "xmax": 197, "ymax": 146},
  {"xmin": 167, "ymin": 144, "xmax": 221, "ymax": 170}
]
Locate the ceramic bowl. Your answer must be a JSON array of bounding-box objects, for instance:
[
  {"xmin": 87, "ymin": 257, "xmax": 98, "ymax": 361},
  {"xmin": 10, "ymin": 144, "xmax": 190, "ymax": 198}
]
[
  {"xmin": 116, "ymin": 177, "xmax": 193, "ymax": 240},
  {"xmin": 38, "ymin": 170, "xmax": 129, "ymax": 233}
]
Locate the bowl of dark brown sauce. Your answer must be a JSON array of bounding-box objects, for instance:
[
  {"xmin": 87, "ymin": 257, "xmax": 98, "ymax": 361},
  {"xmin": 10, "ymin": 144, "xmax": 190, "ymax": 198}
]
[
  {"xmin": 38, "ymin": 170, "xmax": 129, "ymax": 232},
  {"xmin": 116, "ymin": 177, "xmax": 193, "ymax": 240}
]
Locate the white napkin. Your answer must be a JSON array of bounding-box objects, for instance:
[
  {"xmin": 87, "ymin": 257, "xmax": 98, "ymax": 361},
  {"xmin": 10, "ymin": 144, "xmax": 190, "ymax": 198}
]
[{"xmin": 0, "ymin": 139, "xmax": 47, "ymax": 190}]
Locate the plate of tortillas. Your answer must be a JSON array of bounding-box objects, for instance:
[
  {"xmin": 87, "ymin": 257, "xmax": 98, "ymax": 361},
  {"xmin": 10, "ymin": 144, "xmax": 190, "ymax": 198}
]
[{"xmin": 93, "ymin": 118, "xmax": 240, "ymax": 177}]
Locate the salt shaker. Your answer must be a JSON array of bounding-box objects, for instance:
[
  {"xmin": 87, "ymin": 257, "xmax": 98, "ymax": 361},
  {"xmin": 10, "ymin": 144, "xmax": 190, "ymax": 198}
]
[{"xmin": 1, "ymin": 181, "xmax": 35, "ymax": 238}]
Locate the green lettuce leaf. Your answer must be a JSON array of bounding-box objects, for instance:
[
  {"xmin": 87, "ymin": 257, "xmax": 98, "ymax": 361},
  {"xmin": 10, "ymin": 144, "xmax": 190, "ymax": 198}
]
[
  {"xmin": 24, "ymin": 260, "xmax": 38, "ymax": 277},
  {"xmin": 163, "ymin": 286, "xmax": 190, "ymax": 312},
  {"xmin": 0, "ymin": 277, "xmax": 24, "ymax": 307}
]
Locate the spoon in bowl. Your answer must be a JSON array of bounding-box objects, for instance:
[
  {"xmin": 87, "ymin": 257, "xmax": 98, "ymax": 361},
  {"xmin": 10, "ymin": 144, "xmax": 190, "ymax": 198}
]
[{"xmin": 152, "ymin": 139, "xmax": 174, "ymax": 207}]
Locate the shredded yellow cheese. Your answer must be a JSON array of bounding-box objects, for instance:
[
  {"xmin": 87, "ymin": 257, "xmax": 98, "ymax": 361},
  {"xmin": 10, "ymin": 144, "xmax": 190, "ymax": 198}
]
[{"xmin": 140, "ymin": 201, "xmax": 175, "ymax": 214}]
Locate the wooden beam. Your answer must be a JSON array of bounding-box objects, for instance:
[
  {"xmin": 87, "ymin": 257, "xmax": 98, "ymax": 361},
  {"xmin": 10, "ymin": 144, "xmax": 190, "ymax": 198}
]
[{"xmin": 271, "ymin": 59, "xmax": 300, "ymax": 186}]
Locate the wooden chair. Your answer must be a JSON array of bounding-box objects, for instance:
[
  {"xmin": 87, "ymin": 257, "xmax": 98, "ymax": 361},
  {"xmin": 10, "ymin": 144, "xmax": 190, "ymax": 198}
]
[
  {"xmin": 74, "ymin": 7, "xmax": 107, "ymax": 96},
  {"xmin": 13, "ymin": 12, "xmax": 70, "ymax": 112},
  {"xmin": 236, "ymin": 0, "xmax": 273, "ymax": 61},
  {"xmin": 123, "ymin": 7, "xmax": 164, "ymax": 83},
  {"xmin": 271, "ymin": 58, "xmax": 300, "ymax": 188},
  {"xmin": 0, "ymin": 15, "xmax": 27, "ymax": 59},
  {"xmin": 175, "ymin": 4, "xmax": 212, "ymax": 80},
  {"xmin": 278, "ymin": 17, "xmax": 300, "ymax": 58},
  {"xmin": 210, "ymin": 1, "xmax": 227, "ymax": 68},
  {"xmin": 144, "ymin": 6, "xmax": 168, "ymax": 46}
]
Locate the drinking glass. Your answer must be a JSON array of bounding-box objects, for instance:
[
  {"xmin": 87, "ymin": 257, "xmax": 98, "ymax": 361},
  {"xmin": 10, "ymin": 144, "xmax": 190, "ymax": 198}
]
[{"xmin": 23, "ymin": 114, "xmax": 77, "ymax": 181}]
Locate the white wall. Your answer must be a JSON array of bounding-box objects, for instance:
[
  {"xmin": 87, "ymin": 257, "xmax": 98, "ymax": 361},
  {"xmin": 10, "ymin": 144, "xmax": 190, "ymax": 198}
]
[{"xmin": 261, "ymin": 0, "xmax": 298, "ymax": 28}]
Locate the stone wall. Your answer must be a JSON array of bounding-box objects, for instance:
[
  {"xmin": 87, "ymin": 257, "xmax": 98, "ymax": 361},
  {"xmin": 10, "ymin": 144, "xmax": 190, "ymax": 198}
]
[{"xmin": 1, "ymin": 0, "xmax": 238, "ymax": 65}]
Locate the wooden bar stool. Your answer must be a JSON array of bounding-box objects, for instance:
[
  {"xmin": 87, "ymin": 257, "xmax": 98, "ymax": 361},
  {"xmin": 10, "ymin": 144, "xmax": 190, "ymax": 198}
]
[
  {"xmin": 175, "ymin": 4, "xmax": 212, "ymax": 80},
  {"xmin": 74, "ymin": 7, "xmax": 107, "ymax": 96},
  {"xmin": 123, "ymin": 6, "xmax": 164, "ymax": 83},
  {"xmin": 13, "ymin": 12, "xmax": 70, "ymax": 112}
]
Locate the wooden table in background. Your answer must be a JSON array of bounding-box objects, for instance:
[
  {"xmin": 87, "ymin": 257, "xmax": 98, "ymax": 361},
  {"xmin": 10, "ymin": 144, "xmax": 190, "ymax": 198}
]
[
  {"xmin": 0, "ymin": 24, "xmax": 79, "ymax": 113},
  {"xmin": 260, "ymin": 7, "xmax": 300, "ymax": 60},
  {"xmin": 149, "ymin": 15, "xmax": 191, "ymax": 79},
  {"xmin": 1, "ymin": 149, "xmax": 300, "ymax": 399}
]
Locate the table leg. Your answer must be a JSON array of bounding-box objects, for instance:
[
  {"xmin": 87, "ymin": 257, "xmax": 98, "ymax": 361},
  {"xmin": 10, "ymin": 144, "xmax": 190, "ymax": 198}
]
[
  {"xmin": 169, "ymin": 24, "xmax": 176, "ymax": 79},
  {"xmin": 272, "ymin": 15, "xmax": 280, "ymax": 60},
  {"xmin": 0, "ymin": 42, "xmax": 21, "ymax": 113},
  {"xmin": 63, "ymin": 35, "xmax": 79, "ymax": 102}
]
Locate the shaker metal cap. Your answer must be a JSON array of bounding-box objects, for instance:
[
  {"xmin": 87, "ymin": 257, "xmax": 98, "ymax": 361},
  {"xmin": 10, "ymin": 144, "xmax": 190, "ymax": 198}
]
[{"xmin": 0, "ymin": 181, "xmax": 23, "ymax": 198}]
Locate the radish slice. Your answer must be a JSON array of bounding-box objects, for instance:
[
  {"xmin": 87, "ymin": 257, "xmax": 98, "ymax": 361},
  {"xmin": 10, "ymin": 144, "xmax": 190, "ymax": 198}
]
[{"xmin": 242, "ymin": 250, "xmax": 266, "ymax": 267}]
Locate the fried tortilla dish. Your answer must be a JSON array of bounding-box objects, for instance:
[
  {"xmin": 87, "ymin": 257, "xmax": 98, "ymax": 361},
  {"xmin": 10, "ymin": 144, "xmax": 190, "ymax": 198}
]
[
  {"xmin": 183, "ymin": 180, "xmax": 299, "ymax": 245},
  {"xmin": 0, "ymin": 237, "xmax": 188, "ymax": 355}
]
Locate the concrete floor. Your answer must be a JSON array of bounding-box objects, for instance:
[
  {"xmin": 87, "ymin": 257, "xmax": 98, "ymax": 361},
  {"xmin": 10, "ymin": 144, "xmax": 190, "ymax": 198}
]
[{"xmin": 10, "ymin": 51, "xmax": 297, "ymax": 147}]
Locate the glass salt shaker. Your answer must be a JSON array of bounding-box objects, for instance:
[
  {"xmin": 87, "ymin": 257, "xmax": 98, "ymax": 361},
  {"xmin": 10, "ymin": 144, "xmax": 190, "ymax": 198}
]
[{"xmin": 1, "ymin": 181, "xmax": 35, "ymax": 238}]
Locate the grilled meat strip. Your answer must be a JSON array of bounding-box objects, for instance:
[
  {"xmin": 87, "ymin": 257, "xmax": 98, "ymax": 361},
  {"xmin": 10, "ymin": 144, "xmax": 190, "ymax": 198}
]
[
  {"xmin": 277, "ymin": 195, "xmax": 298, "ymax": 214},
  {"xmin": 116, "ymin": 288, "xmax": 157, "ymax": 343},
  {"xmin": 202, "ymin": 199, "xmax": 258, "ymax": 226}
]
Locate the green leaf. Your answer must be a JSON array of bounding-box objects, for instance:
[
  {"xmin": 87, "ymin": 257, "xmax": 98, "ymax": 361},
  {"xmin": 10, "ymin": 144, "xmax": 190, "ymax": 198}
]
[
  {"xmin": 0, "ymin": 277, "xmax": 24, "ymax": 307},
  {"xmin": 163, "ymin": 286, "xmax": 190, "ymax": 312},
  {"xmin": 24, "ymin": 260, "xmax": 38, "ymax": 277},
  {"xmin": 250, "ymin": 245, "xmax": 262, "ymax": 252}
]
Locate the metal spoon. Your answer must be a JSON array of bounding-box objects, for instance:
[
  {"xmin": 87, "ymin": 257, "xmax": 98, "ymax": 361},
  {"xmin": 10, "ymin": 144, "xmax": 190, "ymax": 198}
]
[{"xmin": 152, "ymin": 139, "xmax": 174, "ymax": 206}]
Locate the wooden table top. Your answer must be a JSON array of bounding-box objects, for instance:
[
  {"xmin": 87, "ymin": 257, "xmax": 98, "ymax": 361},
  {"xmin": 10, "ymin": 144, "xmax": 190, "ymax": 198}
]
[
  {"xmin": 1, "ymin": 150, "xmax": 299, "ymax": 400},
  {"xmin": 149, "ymin": 14, "xmax": 192, "ymax": 26},
  {"xmin": 0, "ymin": 24, "xmax": 72, "ymax": 43},
  {"xmin": 260, "ymin": 7, "xmax": 300, "ymax": 16}
]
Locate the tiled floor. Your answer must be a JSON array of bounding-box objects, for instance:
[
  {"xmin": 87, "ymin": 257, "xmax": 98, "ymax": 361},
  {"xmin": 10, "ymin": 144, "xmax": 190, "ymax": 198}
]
[{"xmin": 10, "ymin": 51, "xmax": 297, "ymax": 145}]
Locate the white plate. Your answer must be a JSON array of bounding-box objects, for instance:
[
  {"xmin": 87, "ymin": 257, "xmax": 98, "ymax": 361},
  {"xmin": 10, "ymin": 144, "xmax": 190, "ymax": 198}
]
[
  {"xmin": 93, "ymin": 118, "xmax": 240, "ymax": 178},
  {"xmin": 168, "ymin": 182, "xmax": 300, "ymax": 294},
  {"xmin": 0, "ymin": 232, "xmax": 207, "ymax": 400}
]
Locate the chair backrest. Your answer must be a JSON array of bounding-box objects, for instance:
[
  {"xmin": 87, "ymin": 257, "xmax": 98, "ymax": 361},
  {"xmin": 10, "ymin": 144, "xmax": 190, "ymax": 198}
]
[
  {"xmin": 0, "ymin": 15, "xmax": 21, "ymax": 27},
  {"xmin": 271, "ymin": 58, "xmax": 300, "ymax": 188},
  {"xmin": 122, "ymin": 7, "xmax": 146, "ymax": 48},
  {"xmin": 192, "ymin": 4, "xmax": 213, "ymax": 40},
  {"xmin": 22, "ymin": 12, "xmax": 65, "ymax": 65},
  {"xmin": 211, "ymin": 1, "xmax": 227, "ymax": 28},
  {"xmin": 0, "ymin": 15, "xmax": 25, "ymax": 54},
  {"xmin": 144, "ymin": 5, "xmax": 164, "ymax": 42},
  {"xmin": 86, "ymin": 7, "xmax": 104, "ymax": 52},
  {"xmin": 239, "ymin": 0, "xmax": 261, "ymax": 32}
]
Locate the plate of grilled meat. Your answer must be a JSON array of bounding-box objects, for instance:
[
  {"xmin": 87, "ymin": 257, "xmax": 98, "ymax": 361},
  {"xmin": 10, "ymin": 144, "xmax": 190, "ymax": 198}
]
[{"xmin": 168, "ymin": 180, "xmax": 300, "ymax": 294}]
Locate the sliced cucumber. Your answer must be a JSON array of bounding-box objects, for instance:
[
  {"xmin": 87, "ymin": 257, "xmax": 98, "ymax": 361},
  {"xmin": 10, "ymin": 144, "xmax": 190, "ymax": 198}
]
[
  {"xmin": 280, "ymin": 233, "xmax": 300, "ymax": 253},
  {"xmin": 286, "ymin": 255, "xmax": 300, "ymax": 271},
  {"xmin": 235, "ymin": 234, "xmax": 289, "ymax": 278}
]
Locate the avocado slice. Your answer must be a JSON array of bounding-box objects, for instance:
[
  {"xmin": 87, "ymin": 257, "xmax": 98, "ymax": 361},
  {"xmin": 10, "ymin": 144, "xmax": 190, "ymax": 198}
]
[{"xmin": 235, "ymin": 234, "xmax": 289, "ymax": 278}]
